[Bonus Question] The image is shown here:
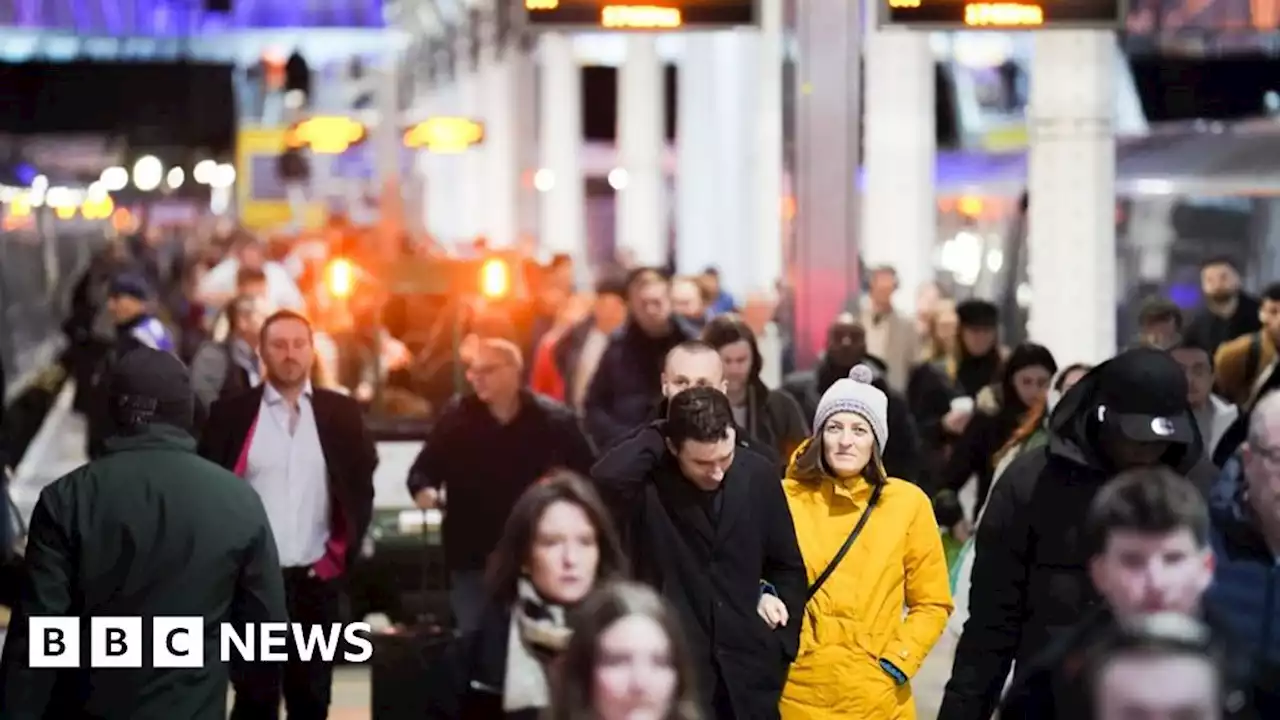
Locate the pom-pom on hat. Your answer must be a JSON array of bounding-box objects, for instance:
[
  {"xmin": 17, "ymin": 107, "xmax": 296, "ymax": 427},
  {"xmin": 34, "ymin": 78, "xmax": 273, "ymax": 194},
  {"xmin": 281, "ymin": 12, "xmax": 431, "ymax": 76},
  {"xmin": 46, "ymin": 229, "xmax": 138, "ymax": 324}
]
[{"xmin": 813, "ymin": 364, "xmax": 890, "ymax": 453}]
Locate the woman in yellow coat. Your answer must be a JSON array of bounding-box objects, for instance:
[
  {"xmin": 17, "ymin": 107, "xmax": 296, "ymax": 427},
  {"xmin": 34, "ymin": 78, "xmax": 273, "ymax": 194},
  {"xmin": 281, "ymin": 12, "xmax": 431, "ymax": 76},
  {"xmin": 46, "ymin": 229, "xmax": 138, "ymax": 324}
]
[{"xmin": 779, "ymin": 364, "xmax": 953, "ymax": 719}]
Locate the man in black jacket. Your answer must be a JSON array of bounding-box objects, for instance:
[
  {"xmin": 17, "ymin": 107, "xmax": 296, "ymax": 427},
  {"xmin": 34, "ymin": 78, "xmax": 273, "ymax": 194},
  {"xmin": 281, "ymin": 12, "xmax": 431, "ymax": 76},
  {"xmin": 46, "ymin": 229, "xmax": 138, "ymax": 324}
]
[
  {"xmin": 406, "ymin": 336, "xmax": 596, "ymax": 633},
  {"xmin": 939, "ymin": 347, "xmax": 1218, "ymax": 720},
  {"xmin": 584, "ymin": 268, "xmax": 698, "ymax": 450},
  {"xmin": 999, "ymin": 466, "xmax": 1251, "ymax": 719},
  {"xmin": 592, "ymin": 387, "xmax": 806, "ymax": 719},
  {"xmin": 0, "ymin": 347, "xmax": 287, "ymax": 720}
]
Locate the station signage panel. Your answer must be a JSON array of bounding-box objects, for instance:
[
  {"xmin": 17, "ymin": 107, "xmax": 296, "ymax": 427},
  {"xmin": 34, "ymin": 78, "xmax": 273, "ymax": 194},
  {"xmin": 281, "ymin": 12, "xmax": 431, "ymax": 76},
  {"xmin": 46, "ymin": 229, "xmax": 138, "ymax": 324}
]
[
  {"xmin": 881, "ymin": 0, "xmax": 1124, "ymax": 29},
  {"xmin": 524, "ymin": 0, "xmax": 757, "ymax": 30}
]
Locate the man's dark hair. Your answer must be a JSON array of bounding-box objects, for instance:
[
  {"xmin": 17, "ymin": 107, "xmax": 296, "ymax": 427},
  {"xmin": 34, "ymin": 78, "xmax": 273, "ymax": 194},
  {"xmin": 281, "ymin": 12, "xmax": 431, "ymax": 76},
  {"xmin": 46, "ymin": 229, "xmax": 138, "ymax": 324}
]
[
  {"xmin": 666, "ymin": 386, "xmax": 733, "ymax": 450},
  {"xmin": 594, "ymin": 275, "xmax": 628, "ymax": 300},
  {"xmin": 1084, "ymin": 466, "xmax": 1210, "ymax": 556},
  {"xmin": 1262, "ymin": 282, "xmax": 1280, "ymax": 303},
  {"xmin": 259, "ymin": 309, "xmax": 313, "ymax": 345},
  {"xmin": 549, "ymin": 253, "xmax": 573, "ymax": 270},
  {"xmin": 235, "ymin": 266, "xmax": 268, "ymax": 288},
  {"xmin": 1137, "ymin": 297, "xmax": 1183, "ymax": 332},
  {"xmin": 1170, "ymin": 338, "xmax": 1213, "ymax": 368}
]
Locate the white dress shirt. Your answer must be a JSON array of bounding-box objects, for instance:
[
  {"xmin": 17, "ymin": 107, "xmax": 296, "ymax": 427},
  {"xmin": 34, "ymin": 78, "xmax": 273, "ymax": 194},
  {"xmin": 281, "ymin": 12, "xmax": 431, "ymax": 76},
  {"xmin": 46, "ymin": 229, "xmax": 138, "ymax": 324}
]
[{"xmin": 245, "ymin": 381, "xmax": 331, "ymax": 567}]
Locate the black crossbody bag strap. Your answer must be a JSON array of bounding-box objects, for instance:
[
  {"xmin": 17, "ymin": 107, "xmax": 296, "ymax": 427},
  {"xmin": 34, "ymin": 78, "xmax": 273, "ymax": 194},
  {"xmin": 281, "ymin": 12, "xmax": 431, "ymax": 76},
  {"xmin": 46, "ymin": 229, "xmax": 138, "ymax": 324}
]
[{"xmin": 807, "ymin": 481, "xmax": 884, "ymax": 601}]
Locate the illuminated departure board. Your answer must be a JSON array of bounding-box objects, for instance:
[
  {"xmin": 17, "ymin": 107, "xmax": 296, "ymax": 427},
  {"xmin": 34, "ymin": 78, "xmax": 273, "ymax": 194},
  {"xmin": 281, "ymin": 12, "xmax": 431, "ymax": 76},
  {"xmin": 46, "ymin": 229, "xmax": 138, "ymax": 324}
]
[
  {"xmin": 881, "ymin": 0, "xmax": 1124, "ymax": 28},
  {"xmin": 524, "ymin": 0, "xmax": 757, "ymax": 30}
]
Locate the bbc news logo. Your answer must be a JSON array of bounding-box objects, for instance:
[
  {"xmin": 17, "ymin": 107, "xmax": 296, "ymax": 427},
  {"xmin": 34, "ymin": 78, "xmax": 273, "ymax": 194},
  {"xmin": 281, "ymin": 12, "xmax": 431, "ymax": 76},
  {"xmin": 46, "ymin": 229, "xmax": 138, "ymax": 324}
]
[{"xmin": 28, "ymin": 618, "xmax": 374, "ymax": 668}]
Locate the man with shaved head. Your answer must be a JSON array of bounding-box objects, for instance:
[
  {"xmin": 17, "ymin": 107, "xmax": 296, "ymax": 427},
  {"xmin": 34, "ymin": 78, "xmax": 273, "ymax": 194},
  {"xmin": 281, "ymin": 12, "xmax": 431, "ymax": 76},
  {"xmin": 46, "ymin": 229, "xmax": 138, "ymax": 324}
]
[
  {"xmin": 406, "ymin": 335, "xmax": 596, "ymax": 632},
  {"xmin": 1205, "ymin": 389, "xmax": 1280, "ymax": 716}
]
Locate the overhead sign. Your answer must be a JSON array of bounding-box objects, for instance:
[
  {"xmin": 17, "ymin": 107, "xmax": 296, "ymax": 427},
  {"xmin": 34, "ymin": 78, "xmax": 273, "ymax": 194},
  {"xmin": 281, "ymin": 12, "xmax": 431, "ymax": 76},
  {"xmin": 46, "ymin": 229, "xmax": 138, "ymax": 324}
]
[
  {"xmin": 881, "ymin": 0, "xmax": 1124, "ymax": 28},
  {"xmin": 403, "ymin": 117, "xmax": 485, "ymax": 153},
  {"xmin": 524, "ymin": 0, "xmax": 757, "ymax": 29},
  {"xmin": 285, "ymin": 116, "xmax": 368, "ymax": 155}
]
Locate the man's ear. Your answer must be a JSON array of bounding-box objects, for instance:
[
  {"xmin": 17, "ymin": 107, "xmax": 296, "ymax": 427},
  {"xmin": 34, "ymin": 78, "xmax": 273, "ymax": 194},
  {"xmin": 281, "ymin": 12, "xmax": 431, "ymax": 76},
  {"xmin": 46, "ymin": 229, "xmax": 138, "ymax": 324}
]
[
  {"xmin": 719, "ymin": 379, "xmax": 728, "ymax": 394},
  {"xmin": 660, "ymin": 373, "xmax": 670, "ymax": 398},
  {"xmin": 664, "ymin": 437, "xmax": 679, "ymax": 456},
  {"xmin": 1087, "ymin": 554, "xmax": 1107, "ymax": 595}
]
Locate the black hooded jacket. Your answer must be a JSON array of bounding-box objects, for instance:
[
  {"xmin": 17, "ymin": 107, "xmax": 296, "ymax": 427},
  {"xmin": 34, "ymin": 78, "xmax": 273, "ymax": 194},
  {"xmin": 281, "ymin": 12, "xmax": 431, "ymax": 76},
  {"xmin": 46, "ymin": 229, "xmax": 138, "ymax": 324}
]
[{"xmin": 938, "ymin": 360, "xmax": 1218, "ymax": 720}]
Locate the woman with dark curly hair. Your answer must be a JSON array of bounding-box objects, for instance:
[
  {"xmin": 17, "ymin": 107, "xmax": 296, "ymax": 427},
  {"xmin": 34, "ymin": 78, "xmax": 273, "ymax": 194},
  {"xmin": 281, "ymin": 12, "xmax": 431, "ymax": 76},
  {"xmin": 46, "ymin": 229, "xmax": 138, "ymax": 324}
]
[
  {"xmin": 548, "ymin": 582, "xmax": 703, "ymax": 720},
  {"xmin": 424, "ymin": 470, "xmax": 629, "ymax": 719}
]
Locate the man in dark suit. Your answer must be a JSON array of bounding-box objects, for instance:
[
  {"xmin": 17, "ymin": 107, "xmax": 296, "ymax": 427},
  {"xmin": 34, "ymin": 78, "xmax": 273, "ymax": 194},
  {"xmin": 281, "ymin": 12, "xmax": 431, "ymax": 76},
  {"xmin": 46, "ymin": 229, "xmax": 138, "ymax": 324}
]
[
  {"xmin": 0, "ymin": 347, "xmax": 287, "ymax": 719},
  {"xmin": 199, "ymin": 309, "xmax": 378, "ymax": 720}
]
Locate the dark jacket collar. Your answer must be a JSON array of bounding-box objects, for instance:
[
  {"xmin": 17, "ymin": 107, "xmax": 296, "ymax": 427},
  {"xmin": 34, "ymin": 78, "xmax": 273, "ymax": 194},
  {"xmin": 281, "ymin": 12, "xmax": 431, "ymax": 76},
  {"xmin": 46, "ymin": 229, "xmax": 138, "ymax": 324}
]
[{"xmin": 103, "ymin": 423, "xmax": 197, "ymax": 455}]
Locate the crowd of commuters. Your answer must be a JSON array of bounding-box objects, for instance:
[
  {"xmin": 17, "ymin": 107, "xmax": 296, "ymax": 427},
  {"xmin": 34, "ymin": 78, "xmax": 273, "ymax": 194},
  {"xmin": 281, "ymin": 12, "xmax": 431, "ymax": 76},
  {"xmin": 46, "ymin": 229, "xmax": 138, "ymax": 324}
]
[{"xmin": 0, "ymin": 224, "xmax": 1275, "ymax": 720}]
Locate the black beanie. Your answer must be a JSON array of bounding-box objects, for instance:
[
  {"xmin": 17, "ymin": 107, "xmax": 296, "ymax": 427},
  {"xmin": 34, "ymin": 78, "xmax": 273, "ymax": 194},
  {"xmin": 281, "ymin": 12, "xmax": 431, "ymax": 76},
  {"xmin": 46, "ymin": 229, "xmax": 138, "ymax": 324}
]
[
  {"xmin": 956, "ymin": 299, "xmax": 999, "ymax": 328},
  {"xmin": 107, "ymin": 347, "xmax": 194, "ymax": 433}
]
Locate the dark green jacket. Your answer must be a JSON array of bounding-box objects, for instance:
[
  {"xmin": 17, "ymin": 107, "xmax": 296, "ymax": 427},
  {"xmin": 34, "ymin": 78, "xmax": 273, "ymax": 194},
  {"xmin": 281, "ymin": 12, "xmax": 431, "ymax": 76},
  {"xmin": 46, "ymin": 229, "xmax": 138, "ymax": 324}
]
[{"xmin": 0, "ymin": 424, "xmax": 287, "ymax": 720}]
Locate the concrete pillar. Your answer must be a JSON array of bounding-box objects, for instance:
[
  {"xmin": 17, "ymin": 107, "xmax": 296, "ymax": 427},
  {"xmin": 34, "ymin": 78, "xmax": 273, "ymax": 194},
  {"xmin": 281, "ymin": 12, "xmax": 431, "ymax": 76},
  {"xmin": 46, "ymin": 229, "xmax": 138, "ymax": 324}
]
[
  {"xmin": 751, "ymin": 0, "xmax": 785, "ymax": 297},
  {"xmin": 791, "ymin": 0, "xmax": 862, "ymax": 367},
  {"xmin": 456, "ymin": 37, "xmax": 485, "ymax": 241},
  {"xmin": 675, "ymin": 35, "xmax": 719, "ymax": 277},
  {"xmin": 514, "ymin": 46, "xmax": 540, "ymax": 245},
  {"xmin": 709, "ymin": 33, "xmax": 754, "ymax": 299},
  {"xmin": 1027, "ymin": 31, "xmax": 1116, "ymax": 366},
  {"xmin": 860, "ymin": 26, "xmax": 935, "ymax": 314},
  {"xmin": 539, "ymin": 33, "xmax": 587, "ymax": 262},
  {"xmin": 481, "ymin": 47, "xmax": 520, "ymax": 247},
  {"xmin": 420, "ymin": 82, "xmax": 464, "ymax": 244},
  {"xmin": 616, "ymin": 35, "xmax": 666, "ymax": 267}
]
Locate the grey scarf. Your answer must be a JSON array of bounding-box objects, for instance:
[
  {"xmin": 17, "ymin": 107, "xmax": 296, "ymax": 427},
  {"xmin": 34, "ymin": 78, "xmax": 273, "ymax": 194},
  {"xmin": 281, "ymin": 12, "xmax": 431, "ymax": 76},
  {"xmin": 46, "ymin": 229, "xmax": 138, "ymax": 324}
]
[{"xmin": 502, "ymin": 578, "xmax": 573, "ymax": 713}]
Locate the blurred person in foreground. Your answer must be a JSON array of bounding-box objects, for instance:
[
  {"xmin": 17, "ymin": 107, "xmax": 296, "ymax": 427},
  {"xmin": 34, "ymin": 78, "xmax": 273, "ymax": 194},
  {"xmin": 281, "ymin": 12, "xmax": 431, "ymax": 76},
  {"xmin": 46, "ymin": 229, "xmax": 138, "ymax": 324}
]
[
  {"xmin": 190, "ymin": 294, "xmax": 268, "ymax": 411},
  {"xmin": 1205, "ymin": 389, "xmax": 1280, "ymax": 716},
  {"xmin": 592, "ymin": 387, "xmax": 806, "ymax": 718},
  {"xmin": 0, "ymin": 347, "xmax": 287, "ymax": 719},
  {"xmin": 999, "ymin": 466, "xmax": 1249, "ymax": 719},
  {"xmin": 425, "ymin": 472, "xmax": 628, "ymax": 719},
  {"xmin": 408, "ymin": 337, "xmax": 596, "ymax": 633},
  {"xmin": 548, "ymin": 582, "xmax": 703, "ymax": 720},
  {"xmin": 671, "ymin": 275, "xmax": 710, "ymax": 330},
  {"xmin": 584, "ymin": 268, "xmax": 698, "ymax": 450},
  {"xmin": 938, "ymin": 347, "xmax": 1216, "ymax": 720},
  {"xmin": 779, "ymin": 364, "xmax": 953, "ymax": 719},
  {"xmin": 1085, "ymin": 613, "xmax": 1226, "ymax": 720},
  {"xmin": 702, "ymin": 315, "xmax": 809, "ymax": 463}
]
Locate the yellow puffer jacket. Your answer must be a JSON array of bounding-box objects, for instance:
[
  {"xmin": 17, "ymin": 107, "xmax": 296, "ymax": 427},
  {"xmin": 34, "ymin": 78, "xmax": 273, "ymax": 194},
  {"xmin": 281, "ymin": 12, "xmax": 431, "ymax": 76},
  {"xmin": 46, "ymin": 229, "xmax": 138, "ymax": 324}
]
[{"xmin": 780, "ymin": 440, "xmax": 954, "ymax": 720}]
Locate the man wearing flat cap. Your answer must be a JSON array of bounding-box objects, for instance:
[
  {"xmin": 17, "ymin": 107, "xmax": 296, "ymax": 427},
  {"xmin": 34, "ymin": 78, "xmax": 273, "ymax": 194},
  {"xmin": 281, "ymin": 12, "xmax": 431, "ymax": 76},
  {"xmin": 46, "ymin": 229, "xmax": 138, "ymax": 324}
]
[
  {"xmin": 0, "ymin": 346, "xmax": 287, "ymax": 719},
  {"xmin": 939, "ymin": 347, "xmax": 1217, "ymax": 720}
]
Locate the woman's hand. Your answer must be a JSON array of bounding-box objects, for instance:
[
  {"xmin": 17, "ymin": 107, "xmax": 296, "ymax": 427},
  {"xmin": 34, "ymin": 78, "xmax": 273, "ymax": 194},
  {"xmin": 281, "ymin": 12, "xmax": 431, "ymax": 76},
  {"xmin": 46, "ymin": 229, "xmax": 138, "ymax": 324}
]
[{"xmin": 757, "ymin": 594, "xmax": 789, "ymax": 629}]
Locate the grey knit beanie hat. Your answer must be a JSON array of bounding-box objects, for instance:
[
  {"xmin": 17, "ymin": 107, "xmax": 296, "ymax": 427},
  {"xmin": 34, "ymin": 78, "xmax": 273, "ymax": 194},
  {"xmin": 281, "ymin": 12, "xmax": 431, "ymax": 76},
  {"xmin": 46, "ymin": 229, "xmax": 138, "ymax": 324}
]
[{"xmin": 812, "ymin": 364, "xmax": 889, "ymax": 453}]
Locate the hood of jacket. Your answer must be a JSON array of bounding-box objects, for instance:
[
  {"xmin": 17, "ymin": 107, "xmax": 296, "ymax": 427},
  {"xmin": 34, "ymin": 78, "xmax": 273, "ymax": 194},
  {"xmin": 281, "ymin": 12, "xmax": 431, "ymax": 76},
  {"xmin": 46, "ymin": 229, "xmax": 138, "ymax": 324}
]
[{"xmin": 1045, "ymin": 357, "xmax": 1206, "ymax": 476}]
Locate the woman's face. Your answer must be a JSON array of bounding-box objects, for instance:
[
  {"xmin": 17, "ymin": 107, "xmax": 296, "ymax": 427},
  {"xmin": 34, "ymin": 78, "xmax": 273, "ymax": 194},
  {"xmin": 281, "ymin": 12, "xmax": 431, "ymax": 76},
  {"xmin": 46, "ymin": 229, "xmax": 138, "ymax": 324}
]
[
  {"xmin": 1012, "ymin": 365, "xmax": 1053, "ymax": 407},
  {"xmin": 526, "ymin": 500, "xmax": 600, "ymax": 605},
  {"xmin": 822, "ymin": 412, "xmax": 876, "ymax": 478},
  {"xmin": 717, "ymin": 339, "xmax": 754, "ymax": 395},
  {"xmin": 934, "ymin": 308, "xmax": 959, "ymax": 350},
  {"xmin": 592, "ymin": 614, "xmax": 678, "ymax": 720}
]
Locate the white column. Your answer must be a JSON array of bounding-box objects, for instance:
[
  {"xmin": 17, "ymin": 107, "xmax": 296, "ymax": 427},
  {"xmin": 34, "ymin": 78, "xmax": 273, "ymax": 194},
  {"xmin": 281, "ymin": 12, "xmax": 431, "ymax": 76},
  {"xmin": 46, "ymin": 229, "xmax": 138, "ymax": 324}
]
[
  {"xmin": 1027, "ymin": 31, "xmax": 1116, "ymax": 366},
  {"xmin": 709, "ymin": 33, "xmax": 754, "ymax": 300},
  {"xmin": 481, "ymin": 48, "xmax": 520, "ymax": 247},
  {"xmin": 675, "ymin": 35, "xmax": 719, "ymax": 276},
  {"xmin": 514, "ymin": 48, "xmax": 540, "ymax": 245},
  {"xmin": 616, "ymin": 35, "xmax": 666, "ymax": 267},
  {"xmin": 456, "ymin": 48, "xmax": 486, "ymax": 241},
  {"xmin": 751, "ymin": 0, "xmax": 785, "ymax": 297},
  {"xmin": 539, "ymin": 34, "xmax": 586, "ymax": 262},
  {"xmin": 860, "ymin": 25, "xmax": 935, "ymax": 315},
  {"xmin": 421, "ymin": 82, "xmax": 464, "ymax": 244}
]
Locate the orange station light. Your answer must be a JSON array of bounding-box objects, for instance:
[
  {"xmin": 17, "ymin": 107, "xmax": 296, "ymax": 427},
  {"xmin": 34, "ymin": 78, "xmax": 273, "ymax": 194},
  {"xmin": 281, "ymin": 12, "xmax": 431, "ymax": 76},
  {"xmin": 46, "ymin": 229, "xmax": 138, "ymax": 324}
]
[
  {"xmin": 287, "ymin": 117, "xmax": 368, "ymax": 155},
  {"xmin": 326, "ymin": 257, "xmax": 356, "ymax": 299},
  {"xmin": 479, "ymin": 258, "xmax": 511, "ymax": 299},
  {"xmin": 601, "ymin": 4, "xmax": 683, "ymax": 28},
  {"xmin": 963, "ymin": 2, "xmax": 1044, "ymax": 26},
  {"xmin": 403, "ymin": 117, "xmax": 486, "ymax": 153}
]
